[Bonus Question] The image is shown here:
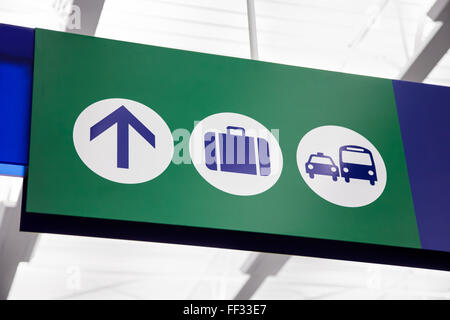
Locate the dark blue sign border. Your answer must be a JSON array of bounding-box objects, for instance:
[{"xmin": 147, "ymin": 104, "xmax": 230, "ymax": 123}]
[
  {"xmin": 0, "ymin": 23, "xmax": 33, "ymax": 166},
  {"xmin": 394, "ymin": 80, "xmax": 450, "ymax": 253}
]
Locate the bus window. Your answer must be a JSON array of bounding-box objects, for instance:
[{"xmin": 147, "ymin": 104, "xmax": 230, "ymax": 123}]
[{"xmin": 341, "ymin": 151, "xmax": 373, "ymax": 166}]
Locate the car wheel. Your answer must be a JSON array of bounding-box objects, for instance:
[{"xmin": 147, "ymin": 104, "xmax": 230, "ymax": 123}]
[
  {"xmin": 344, "ymin": 177, "xmax": 350, "ymax": 183},
  {"xmin": 332, "ymin": 176, "xmax": 337, "ymax": 181},
  {"xmin": 370, "ymin": 180, "xmax": 375, "ymax": 186},
  {"xmin": 309, "ymin": 173, "xmax": 314, "ymax": 179}
]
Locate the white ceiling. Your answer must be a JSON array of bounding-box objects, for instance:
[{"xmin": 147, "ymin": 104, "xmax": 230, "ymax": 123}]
[
  {"xmin": 7, "ymin": 233, "xmax": 450, "ymax": 299},
  {"xmin": 1, "ymin": 0, "xmax": 449, "ymax": 299},
  {"xmin": 94, "ymin": 0, "xmax": 449, "ymax": 84},
  {"xmin": 2, "ymin": 0, "xmax": 446, "ymax": 84}
]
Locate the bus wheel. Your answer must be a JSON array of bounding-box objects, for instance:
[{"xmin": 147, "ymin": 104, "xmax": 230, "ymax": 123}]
[{"xmin": 344, "ymin": 177, "xmax": 350, "ymax": 183}]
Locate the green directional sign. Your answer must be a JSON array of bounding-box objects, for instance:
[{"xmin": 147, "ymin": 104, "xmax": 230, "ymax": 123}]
[{"xmin": 26, "ymin": 29, "xmax": 421, "ymax": 252}]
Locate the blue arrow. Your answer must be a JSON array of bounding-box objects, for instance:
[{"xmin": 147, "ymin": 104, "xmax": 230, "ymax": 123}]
[{"xmin": 90, "ymin": 105, "xmax": 156, "ymax": 169}]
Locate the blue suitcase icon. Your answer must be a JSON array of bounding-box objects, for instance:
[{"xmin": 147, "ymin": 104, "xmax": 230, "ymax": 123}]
[{"xmin": 204, "ymin": 126, "xmax": 271, "ymax": 176}]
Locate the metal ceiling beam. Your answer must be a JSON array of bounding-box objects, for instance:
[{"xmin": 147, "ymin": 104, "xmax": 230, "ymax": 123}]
[
  {"xmin": 400, "ymin": 0, "xmax": 450, "ymax": 82},
  {"xmin": 246, "ymin": 0, "xmax": 259, "ymax": 60},
  {"xmin": 66, "ymin": 0, "xmax": 105, "ymax": 36}
]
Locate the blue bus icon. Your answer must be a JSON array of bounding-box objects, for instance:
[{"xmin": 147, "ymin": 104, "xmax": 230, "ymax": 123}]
[
  {"xmin": 339, "ymin": 145, "xmax": 377, "ymax": 185},
  {"xmin": 305, "ymin": 152, "xmax": 340, "ymax": 181}
]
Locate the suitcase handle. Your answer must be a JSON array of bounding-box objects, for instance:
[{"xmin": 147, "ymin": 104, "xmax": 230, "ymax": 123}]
[{"xmin": 226, "ymin": 126, "xmax": 245, "ymax": 136}]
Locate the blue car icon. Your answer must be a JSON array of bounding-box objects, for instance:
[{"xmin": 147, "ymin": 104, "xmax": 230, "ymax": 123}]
[
  {"xmin": 339, "ymin": 145, "xmax": 377, "ymax": 185},
  {"xmin": 305, "ymin": 152, "xmax": 339, "ymax": 181}
]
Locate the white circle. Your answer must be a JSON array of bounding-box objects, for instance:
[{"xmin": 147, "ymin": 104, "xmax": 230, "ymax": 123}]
[
  {"xmin": 190, "ymin": 112, "xmax": 283, "ymax": 196},
  {"xmin": 296, "ymin": 125, "xmax": 387, "ymax": 207},
  {"xmin": 73, "ymin": 98, "xmax": 174, "ymax": 184}
]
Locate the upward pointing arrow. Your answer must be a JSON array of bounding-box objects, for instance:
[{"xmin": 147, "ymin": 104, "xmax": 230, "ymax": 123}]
[{"xmin": 90, "ymin": 105, "xmax": 156, "ymax": 169}]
